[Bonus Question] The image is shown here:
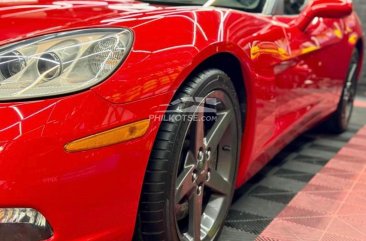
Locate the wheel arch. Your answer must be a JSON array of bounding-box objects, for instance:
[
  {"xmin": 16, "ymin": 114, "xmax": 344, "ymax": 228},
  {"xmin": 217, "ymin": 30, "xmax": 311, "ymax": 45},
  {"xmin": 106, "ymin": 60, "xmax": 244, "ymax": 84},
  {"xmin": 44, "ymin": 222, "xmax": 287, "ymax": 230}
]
[
  {"xmin": 182, "ymin": 52, "xmax": 248, "ymax": 127},
  {"xmin": 356, "ymin": 38, "xmax": 364, "ymax": 79},
  {"xmin": 169, "ymin": 50, "xmax": 257, "ymax": 188}
]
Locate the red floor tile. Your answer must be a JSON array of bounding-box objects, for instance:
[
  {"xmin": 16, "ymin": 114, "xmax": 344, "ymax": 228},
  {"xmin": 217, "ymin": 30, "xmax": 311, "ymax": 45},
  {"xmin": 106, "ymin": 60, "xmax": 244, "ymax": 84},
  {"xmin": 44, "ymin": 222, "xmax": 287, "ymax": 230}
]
[
  {"xmin": 257, "ymin": 125, "xmax": 366, "ymax": 241},
  {"xmin": 354, "ymin": 100, "xmax": 366, "ymax": 108}
]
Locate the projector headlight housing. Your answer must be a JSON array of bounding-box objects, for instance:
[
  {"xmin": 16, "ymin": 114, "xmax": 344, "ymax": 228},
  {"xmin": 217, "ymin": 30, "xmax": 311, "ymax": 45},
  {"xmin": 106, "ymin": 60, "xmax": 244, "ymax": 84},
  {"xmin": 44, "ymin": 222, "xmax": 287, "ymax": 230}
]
[{"xmin": 0, "ymin": 28, "xmax": 133, "ymax": 101}]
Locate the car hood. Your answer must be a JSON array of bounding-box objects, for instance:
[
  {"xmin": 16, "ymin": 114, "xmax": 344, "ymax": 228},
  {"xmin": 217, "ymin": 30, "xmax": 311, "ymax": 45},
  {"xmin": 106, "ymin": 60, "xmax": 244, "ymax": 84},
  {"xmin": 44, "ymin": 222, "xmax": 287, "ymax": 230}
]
[{"xmin": 0, "ymin": 0, "xmax": 181, "ymax": 46}]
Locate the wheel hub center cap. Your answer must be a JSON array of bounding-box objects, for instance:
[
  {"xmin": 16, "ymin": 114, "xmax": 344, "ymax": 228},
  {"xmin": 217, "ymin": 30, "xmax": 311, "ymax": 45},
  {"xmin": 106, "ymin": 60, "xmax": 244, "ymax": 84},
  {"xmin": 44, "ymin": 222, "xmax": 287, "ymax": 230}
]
[{"xmin": 197, "ymin": 158, "xmax": 206, "ymax": 171}]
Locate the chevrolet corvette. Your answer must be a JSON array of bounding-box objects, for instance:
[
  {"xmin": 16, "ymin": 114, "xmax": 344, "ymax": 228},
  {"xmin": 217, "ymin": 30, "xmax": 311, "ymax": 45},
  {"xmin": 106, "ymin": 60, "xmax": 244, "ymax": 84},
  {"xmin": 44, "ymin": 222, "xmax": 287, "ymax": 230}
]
[{"xmin": 0, "ymin": 0, "xmax": 363, "ymax": 241}]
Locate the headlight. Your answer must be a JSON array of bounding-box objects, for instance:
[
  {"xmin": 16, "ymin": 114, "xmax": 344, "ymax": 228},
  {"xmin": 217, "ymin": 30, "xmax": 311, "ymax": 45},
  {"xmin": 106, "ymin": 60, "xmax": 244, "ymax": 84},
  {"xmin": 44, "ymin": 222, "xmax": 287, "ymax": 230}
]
[
  {"xmin": 0, "ymin": 208, "xmax": 53, "ymax": 240},
  {"xmin": 0, "ymin": 29, "xmax": 133, "ymax": 101}
]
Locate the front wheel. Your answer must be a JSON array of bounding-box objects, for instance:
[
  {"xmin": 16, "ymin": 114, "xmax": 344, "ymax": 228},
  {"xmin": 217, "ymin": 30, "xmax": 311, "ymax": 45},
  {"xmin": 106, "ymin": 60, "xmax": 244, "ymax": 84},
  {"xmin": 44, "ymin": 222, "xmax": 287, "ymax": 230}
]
[{"xmin": 136, "ymin": 69, "xmax": 242, "ymax": 241}]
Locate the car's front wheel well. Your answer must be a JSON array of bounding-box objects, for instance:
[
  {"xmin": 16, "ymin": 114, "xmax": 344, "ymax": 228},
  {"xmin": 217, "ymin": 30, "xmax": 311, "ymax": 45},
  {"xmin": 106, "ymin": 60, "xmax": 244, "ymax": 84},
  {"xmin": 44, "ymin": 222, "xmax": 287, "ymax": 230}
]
[{"xmin": 186, "ymin": 53, "xmax": 247, "ymax": 128}]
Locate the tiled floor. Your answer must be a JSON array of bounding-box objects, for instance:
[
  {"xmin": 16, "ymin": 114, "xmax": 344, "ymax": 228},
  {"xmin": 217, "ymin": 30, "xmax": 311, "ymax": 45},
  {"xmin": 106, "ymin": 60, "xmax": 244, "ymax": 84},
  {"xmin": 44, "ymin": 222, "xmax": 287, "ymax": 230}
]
[
  {"xmin": 258, "ymin": 127, "xmax": 366, "ymax": 241},
  {"xmin": 220, "ymin": 90, "xmax": 366, "ymax": 241}
]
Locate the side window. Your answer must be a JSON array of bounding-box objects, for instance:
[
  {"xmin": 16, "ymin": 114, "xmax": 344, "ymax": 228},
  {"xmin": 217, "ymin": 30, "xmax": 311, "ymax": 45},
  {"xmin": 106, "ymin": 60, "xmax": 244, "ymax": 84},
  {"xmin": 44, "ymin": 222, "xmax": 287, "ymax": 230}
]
[
  {"xmin": 284, "ymin": 0, "xmax": 307, "ymax": 15},
  {"xmin": 213, "ymin": 0, "xmax": 267, "ymax": 13}
]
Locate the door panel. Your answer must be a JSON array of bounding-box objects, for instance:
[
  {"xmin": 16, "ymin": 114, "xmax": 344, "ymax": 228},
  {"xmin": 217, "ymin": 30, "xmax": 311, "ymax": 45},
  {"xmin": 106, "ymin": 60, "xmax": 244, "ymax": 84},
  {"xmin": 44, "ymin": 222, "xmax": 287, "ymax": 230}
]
[{"xmin": 274, "ymin": 17, "xmax": 347, "ymax": 133}]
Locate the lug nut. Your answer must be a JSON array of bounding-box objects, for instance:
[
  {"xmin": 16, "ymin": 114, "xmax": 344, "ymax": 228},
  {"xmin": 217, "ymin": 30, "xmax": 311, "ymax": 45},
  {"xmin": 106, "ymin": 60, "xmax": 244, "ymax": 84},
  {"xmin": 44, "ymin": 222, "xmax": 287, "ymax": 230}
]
[
  {"xmin": 197, "ymin": 150, "xmax": 204, "ymax": 162},
  {"xmin": 197, "ymin": 186, "xmax": 202, "ymax": 195},
  {"xmin": 205, "ymin": 149, "xmax": 211, "ymax": 160},
  {"xmin": 206, "ymin": 171, "xmax": 211, "ymax": 182},
  {"xmin": 192, "ymin": 173, "xmax": 198, "ymax": 182}
]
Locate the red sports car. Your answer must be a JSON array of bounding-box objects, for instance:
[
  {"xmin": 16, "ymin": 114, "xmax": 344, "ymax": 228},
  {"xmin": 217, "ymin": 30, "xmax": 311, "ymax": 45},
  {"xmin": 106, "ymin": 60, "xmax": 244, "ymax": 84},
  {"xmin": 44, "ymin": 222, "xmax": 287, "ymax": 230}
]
[{"xmin": 0, "ymin": 0, "xmax": 363, "ymax": 240}]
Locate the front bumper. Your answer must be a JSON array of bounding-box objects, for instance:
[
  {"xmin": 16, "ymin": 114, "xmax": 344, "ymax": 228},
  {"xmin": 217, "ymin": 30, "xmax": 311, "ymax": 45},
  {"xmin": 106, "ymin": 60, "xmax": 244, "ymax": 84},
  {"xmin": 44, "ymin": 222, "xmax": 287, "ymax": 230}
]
[{"xmin": 0, "ymin": 90, "xmax": 169, "ymax": 241}]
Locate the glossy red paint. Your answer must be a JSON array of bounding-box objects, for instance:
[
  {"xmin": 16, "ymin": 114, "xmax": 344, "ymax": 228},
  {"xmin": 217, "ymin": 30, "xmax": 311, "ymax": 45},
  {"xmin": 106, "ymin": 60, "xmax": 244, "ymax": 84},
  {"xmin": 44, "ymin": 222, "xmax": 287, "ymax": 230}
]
[
  {"xmin": 294, "ymin": 0, "xmax": 353, "ymax": 30},
  {"xmin": 0, "ymin": 0, "xmax": 363, "ymax": 240}
]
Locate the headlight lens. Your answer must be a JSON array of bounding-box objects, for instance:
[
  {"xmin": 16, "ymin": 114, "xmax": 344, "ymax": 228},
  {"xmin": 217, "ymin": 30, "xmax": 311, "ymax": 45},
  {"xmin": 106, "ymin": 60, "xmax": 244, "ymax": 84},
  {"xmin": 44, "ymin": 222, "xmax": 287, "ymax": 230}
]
[
  {"xmin": 0, "ymin": 208, "xmax": 53, "ymax": 240},
  {"xmin": 0, "ymin": 29, "xmax": 133, "ymax": 101}
]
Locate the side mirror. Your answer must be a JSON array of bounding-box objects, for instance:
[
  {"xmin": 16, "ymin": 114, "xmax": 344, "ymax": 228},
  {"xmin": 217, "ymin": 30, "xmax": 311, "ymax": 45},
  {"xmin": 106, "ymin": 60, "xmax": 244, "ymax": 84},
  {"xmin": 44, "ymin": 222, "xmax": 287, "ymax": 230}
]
[{"xmin": 294, "ymin": 0, "xmax": 353, "ymax": 31}]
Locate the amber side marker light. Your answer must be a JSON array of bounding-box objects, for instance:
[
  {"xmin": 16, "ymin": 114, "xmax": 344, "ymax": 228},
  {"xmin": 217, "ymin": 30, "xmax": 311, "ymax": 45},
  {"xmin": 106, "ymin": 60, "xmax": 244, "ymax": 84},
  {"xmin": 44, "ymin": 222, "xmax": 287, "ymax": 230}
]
[{"xmin": 65, "ymin": 119, "xmax": 150, "ymax": 152}]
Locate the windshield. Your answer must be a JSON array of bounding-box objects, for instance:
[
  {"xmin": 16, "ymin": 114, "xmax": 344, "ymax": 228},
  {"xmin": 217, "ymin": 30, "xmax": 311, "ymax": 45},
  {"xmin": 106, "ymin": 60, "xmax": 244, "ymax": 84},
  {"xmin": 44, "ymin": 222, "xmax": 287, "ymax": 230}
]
[{"xmin": 139, "ymin": 0, "xmax": 266, "ymax": 13}]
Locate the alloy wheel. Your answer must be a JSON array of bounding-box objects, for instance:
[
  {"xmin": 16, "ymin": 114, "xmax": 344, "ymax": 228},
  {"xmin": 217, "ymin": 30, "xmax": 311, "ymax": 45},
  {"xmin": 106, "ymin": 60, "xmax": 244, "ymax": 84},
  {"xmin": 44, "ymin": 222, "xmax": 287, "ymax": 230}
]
[{"xmin": 174, "ymin": 90, "xmax": 238, "ymax": 241}]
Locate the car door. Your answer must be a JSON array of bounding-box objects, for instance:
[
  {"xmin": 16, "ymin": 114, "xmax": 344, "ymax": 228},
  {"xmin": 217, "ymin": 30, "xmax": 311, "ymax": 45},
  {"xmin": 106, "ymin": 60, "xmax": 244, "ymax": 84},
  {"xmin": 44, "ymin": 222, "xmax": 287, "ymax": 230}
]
[{"xmin": 272, "ymin": 0, "xmax": 347, "ymax": 134}]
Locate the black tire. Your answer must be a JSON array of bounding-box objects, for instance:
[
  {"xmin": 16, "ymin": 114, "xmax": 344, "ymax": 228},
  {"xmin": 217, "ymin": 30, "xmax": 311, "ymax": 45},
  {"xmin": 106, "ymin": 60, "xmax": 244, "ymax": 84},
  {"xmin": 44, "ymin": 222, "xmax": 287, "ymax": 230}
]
[
  {"xmin": 324, "ymin": 50, "xmax": 360, "ymax": 134},
  {"xmin": 135, "ymin": 69, "xmax": 242, "ymax": 241}
]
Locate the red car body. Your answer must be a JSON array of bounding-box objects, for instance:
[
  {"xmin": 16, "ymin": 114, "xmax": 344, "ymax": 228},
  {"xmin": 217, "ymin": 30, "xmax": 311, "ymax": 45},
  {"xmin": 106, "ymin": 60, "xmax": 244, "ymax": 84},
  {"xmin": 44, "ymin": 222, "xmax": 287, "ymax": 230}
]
[{"xmin": 0, "ymin": 0, "xmax": 363, "ymax": 240}]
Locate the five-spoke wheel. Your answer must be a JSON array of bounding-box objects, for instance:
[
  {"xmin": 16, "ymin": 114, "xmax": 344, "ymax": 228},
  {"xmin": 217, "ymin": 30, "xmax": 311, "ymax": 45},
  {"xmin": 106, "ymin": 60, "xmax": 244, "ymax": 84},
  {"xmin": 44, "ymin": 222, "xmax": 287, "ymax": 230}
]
[
  {"xmin": 175, "ymin": 90, "xmax": 238, "ymax": 241},
  {"xmin": 137, "ymin": 69, "xmax": 242, "ymax": 241}
]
